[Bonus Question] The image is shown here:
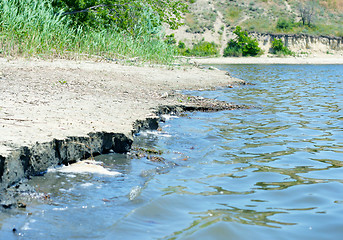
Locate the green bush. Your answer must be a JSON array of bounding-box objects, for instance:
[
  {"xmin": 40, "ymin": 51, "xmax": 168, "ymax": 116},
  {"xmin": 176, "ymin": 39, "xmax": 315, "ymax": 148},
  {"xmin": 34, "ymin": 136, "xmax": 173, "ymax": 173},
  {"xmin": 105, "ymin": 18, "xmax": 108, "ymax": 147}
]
[
  {"xmin": 224, "ymin": 40, "xmax": 242, "ymax": 57},
  {"xmin": 271, "ymin": 39, "xmax": 293, "ymax": 56},
  {"xmin": 223, "ymin": 26, "xmax": 261, "ymax": 57},
  {"xmin": 178, "ymin": 41, "xmax": 186, "ymax": 49},
  {"xmin": 165, "ymin": 34, "xmax": 177, "ymax": 45},
  {"xmin": 176, "ymin": 40, "xmax": 218, "ymax": 57},
  {"xmin": 191, "ymin": 41, "xmax": 218, "ymax": 56},
  {"xmin": 276, "ymin": 18, "xmax": 294, "ymax": 31},
  {"xmin": 51, "ymin": 0, "xmax": 188, "ymax": 32}
]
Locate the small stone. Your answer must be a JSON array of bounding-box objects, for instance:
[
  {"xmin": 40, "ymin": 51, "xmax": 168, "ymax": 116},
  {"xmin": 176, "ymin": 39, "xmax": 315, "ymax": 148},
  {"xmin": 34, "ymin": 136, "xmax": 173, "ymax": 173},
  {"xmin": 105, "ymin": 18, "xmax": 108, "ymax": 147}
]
[
  {"xmin": 17, "ymin": 202, "xmax": 27, "ymax": 209},
  {"xmin": 161, "ymin": 92, "xmax": 168, "ymax": 98},
  {"xmin": 208, "ymin": 66, "xmax": 219, "ymax": 71}
]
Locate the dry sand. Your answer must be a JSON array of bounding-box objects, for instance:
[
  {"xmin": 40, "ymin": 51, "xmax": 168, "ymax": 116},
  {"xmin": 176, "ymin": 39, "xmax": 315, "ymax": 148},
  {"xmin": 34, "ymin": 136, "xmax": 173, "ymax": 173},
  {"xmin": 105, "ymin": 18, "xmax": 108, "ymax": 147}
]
[{"xmin": 0, "ymin": 58, "xmax": 241, "ymax": 157}]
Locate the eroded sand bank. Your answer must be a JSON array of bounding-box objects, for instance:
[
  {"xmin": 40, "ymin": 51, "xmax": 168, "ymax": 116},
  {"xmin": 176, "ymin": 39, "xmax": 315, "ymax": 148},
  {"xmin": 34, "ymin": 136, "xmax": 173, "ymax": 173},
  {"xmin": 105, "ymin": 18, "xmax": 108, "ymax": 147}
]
[
  {"xmin": 0, "ymin": 58, "xmax": 242, "ymax": 157},
  {"xmin": 0, "ymin": 58, "xmax": 247, "ymax": 189}
]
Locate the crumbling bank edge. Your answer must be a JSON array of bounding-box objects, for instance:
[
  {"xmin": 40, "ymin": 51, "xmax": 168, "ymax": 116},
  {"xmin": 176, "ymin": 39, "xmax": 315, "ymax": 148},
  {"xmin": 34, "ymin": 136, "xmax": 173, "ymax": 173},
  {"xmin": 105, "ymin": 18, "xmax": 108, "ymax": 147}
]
[{"xmin": 0, "ymin": 97, "xmax": 247, "ymax": 191}]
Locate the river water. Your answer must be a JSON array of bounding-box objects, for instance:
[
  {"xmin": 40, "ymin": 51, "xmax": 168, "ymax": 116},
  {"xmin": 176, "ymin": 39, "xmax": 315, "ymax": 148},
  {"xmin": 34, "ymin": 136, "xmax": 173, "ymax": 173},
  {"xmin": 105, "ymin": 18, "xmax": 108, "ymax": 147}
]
[{"xmin": 1, "ymin": 64, "xmax": 343, "ymax": 239}]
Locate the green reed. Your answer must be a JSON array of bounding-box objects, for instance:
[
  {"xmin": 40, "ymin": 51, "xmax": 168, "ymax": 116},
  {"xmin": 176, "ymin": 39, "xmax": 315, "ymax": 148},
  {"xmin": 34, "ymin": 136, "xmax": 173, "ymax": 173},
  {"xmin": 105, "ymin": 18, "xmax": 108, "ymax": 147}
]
[{"xmin": 0, "ymin": 0, "xmax": 176, "ymax": 64}]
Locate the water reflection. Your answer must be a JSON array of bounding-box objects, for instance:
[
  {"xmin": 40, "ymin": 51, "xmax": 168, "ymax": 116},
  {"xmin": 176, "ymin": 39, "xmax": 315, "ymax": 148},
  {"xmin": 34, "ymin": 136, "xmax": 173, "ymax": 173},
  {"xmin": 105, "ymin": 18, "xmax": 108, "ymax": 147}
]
[{"xmin": 154, "ymin": 64, "xmax": 343, "ymax": 239}]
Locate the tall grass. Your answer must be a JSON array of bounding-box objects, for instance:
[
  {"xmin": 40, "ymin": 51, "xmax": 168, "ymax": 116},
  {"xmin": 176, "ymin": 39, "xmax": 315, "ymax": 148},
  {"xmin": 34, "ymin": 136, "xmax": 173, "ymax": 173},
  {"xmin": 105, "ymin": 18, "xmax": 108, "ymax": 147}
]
[{"xmin": 0, "ymin": 0, "xmax": 176, "ymax": 63}]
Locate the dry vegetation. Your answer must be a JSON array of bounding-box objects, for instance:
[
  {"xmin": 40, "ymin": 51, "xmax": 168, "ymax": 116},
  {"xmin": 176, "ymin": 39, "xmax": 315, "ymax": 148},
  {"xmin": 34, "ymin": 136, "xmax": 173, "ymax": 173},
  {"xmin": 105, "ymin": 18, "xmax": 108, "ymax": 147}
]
[
  {"xmin": 164, "ymin": 0, "xmax": 342, "ymax": 56},
  {"xmin": 181, "ymin": 0, "xmax": 342, "ymax": 36}
]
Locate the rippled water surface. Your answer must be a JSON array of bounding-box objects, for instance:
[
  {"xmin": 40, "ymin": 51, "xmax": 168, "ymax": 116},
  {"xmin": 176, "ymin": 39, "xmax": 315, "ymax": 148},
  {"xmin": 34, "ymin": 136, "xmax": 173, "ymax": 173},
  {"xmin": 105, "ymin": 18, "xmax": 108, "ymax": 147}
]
[{"xmin": 1, "ymin": 64, "xmax": 343, "ymax": 239}]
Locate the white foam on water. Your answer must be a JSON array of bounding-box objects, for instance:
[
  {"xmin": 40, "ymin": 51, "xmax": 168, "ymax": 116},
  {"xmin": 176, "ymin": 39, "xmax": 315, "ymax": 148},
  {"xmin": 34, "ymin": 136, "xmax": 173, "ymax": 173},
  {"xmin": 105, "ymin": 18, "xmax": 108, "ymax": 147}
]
[
  {"xmin": 160, "ymin": 114, "xmax": 179, "ymax": 122},
  {"xmin": 52, "ymin": 206, "xmax": 69, "ymax": 211},
  {"xmin": 138, "ymin": 130, "xmax": 159, "ymax": 136},
  {"xmin": 22, "ymin": 222, "xmax": 31, "ymax": 231},
  {"xmin": 129, "ymin": 186, "xmax": 142, "ymax": 201},
  {"xmin": 80, "ymin": 182, "xmax": 94, "ymax": 188},
  {"xmin": 21, "ymin": 219, "xmax": 36, "ymax": 231},
  {"xmin": 47, "ymin": 166, "xmax": 57, "ymax": 173},
  {"xmin": 159, "ymin": 132, "xmax": 172, "ymax": 138},
  {"xmin": 139, "ymin": 130, "xmax": 172, "ymax": 138},
  {"xmin": 59, "ymin": 188, "xmax": 74, "ymax": 193}
]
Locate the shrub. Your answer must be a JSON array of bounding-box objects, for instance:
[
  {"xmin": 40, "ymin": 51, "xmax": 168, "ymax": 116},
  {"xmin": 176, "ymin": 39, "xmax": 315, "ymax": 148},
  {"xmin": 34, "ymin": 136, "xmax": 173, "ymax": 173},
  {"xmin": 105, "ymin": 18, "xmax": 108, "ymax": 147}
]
[
  {"xmin": 271, "ymin": 39, "xmax": 294, "ymax": 56},
  {"xmin": 178, "ymin": 41, "xmax": 186, "ymax": 49},
  {"xmin": 191, "ymin": 41, "xmax": 218, "ymax": 56},
  {"xmin": 223, "ymin": 26, "xmax": 261, "ymax": 57},
  {"xmin": 177, "ymin": 40, "xmax": 218, "ymax": 57},
  {"xmin": 51, "ymin": 0, "xmax": 188, "ymax": 32},
  {"xmin": 165, "ymin": 34, "xmax": 177, "ymax": 45},
  {"xmin": 276, "ymin": 18, "xmax": 294, "ymax": 31},
  {"xmin": 224, "ymin": 40, "xmax": 242, "ymax": 57}
]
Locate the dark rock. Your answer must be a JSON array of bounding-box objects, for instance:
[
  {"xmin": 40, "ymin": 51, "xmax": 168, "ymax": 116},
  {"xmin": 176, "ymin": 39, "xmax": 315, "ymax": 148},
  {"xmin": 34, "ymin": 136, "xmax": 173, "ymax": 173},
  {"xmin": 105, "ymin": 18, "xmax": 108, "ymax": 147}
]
[
  {"xmin": 17, "ymin": 202, "xmax": 26, "ymax": 208},
  {"xmin": 132, "ymin": 118, "xmax": 159, "ymax": 134}
]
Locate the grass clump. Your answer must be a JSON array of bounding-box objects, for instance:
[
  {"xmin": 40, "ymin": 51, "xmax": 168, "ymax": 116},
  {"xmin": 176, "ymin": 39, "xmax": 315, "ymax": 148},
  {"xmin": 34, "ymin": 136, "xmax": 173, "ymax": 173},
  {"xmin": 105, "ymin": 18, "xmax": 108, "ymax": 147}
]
[
  {"xmin": 276, "ymin": 18, "xmax": 295, "ymax": 31},
  {"xmin": 163, "ymin": 33, "xmax": 219, "ymax": 57},
  {"xmin": 0, "ymin": 0, "xmax": 177, "ymax": 64},
  {"xmin": 270, "ymin": 39, "xmax": 294, "ymax": 56},
  {"xmin": 189, "ymin": 41, "xmax": 219, "ymax": 57},
  {"xmin": 171, "ymin": 39, "xmax": 218, "ymax": 57}
]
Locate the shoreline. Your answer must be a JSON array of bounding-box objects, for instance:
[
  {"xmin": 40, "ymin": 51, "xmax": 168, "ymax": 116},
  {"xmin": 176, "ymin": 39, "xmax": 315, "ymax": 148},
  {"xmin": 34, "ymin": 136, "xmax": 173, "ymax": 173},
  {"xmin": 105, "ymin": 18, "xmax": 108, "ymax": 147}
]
[
  {"xmin": 2, "ymin": 53, "xmax": 340, "ymax": 193},
  {"xmin": 0, "ymin": 57, "xmax": 243, "ymax": 191},
  {"xmin": 192, "ymin": 55, "xmax": 343, "ymax": 65}
]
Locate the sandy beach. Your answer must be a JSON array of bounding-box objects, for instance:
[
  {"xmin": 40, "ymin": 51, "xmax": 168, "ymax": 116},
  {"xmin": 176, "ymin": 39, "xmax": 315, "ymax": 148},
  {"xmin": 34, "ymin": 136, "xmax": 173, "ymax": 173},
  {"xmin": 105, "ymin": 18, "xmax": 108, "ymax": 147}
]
[
  {"xmin": 0, "ymin": 57, "xmax": 242, "ymax": 158},
  {"xmin": 193, "ymin": 55, "xmax": 343, "ymax": 65},
  {"xmin": 2, "ymin": 55, "xmax": 342, "ymax": 157}
]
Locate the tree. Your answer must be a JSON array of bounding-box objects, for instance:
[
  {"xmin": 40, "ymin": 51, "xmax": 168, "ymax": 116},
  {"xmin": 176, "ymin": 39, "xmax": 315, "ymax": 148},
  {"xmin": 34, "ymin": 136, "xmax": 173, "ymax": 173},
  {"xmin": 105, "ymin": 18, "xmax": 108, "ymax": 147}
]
[
  {"xmin": 52, "ymin": 0, "xmax": 188, "ymax": 34},
  {"xmin": 298, "ymin": 0, "xmax": 315, "ymax": 27}
]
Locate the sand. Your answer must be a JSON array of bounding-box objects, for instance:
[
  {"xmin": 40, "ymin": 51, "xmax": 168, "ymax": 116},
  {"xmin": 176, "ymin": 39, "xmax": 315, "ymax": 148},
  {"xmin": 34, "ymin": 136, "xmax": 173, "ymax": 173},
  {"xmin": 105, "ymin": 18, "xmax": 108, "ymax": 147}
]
[
  {"xmin": 2, "ymin": 55, "xmax": 341, "ymax": 158},
  {"xmin": 192, "ymin": 55, "xmax": 343, "ymax": 65},
  {"xmin": 0, "ymin": 57, "xmax": 241, "ymax": 157}
]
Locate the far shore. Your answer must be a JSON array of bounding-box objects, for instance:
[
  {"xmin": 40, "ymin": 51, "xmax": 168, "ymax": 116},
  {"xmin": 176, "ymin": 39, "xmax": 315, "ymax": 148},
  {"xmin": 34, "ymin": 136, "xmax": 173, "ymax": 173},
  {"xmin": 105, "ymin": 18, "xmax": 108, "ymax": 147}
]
[{"xmin": 192, "ymin": 55, "xmax": 343, "ymax": 65}]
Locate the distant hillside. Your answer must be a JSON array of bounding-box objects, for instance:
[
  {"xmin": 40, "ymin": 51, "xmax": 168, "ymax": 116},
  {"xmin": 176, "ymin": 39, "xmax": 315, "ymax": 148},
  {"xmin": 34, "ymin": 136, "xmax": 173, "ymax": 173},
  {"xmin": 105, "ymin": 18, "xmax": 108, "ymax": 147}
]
[{"xmin": 166, "ymin": 0, "xmax": 343, "ymax": 55}]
